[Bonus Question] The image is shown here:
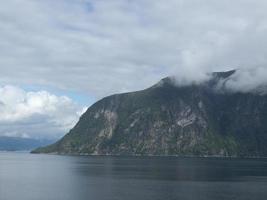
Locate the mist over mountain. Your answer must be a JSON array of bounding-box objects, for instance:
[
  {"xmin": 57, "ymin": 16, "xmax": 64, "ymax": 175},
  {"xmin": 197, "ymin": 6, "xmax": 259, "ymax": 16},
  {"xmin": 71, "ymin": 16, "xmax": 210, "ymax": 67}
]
[
  {"xmin": 33, "ymin": 70, "xmax": 267, "ymax": 157},
  {"xmin": 173, "ymin": 68, "xmax": 267, "ymax": 95}
]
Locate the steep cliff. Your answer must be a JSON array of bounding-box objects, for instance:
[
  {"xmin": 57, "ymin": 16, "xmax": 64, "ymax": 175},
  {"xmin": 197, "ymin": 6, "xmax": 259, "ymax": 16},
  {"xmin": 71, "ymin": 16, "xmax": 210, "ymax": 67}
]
[{"xmin": 33, "ymin": 70, "xmax": 267, "ymax": 157}]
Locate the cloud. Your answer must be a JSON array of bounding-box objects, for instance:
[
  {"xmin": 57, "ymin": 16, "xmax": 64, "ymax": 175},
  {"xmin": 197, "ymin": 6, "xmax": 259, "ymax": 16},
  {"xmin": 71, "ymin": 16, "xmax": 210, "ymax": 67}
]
[
  {"xmin": 1, "ymin": 0, "xmax": 267, "ymax": 139},
  {"xmin": 1, "ymin": 0, "xmax": 267, "ymax": 98},
  {"xmin": 223, "ymin": 67, "xmax": 267, "ymax": 93},
  {"xmin": 0, "ymin": 85, "xmax": 86, "ymax": 139}
]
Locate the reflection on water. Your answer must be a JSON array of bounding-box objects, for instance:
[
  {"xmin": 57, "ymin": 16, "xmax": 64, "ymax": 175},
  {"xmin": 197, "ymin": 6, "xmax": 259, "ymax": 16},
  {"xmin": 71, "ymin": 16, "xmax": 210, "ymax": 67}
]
[{"xmin": 0, "ymin": 152, "xmax": 267, "ymax": 200}]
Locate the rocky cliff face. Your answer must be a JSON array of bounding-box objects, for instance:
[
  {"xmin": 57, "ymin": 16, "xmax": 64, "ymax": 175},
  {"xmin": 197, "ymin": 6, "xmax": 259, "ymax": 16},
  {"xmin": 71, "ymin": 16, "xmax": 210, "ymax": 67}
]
[{"xmin": 33, "ymin": 70, "xmax": 267, "ymax": 157}]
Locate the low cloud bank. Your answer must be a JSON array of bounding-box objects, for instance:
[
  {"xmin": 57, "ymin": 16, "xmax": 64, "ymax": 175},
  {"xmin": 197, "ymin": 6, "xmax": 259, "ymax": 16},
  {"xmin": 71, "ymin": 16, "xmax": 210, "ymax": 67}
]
[
  {"xmin": 223, "ymin": 67, "xmax": 267, "ymax": 94},
  {"xmin": 0, "ymin": 85, "xmax": 87, "ymax": 139},
  {"xmin": 173, "ymin": 67, "xmax": 267, "ymax": 95}
]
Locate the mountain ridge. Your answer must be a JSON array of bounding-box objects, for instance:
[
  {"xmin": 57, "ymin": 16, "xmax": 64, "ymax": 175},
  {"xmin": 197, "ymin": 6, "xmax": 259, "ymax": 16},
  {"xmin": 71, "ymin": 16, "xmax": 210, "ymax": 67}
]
[{"xmin": 32, "ymin": 70, "xmax": 267, "ymax": 157}]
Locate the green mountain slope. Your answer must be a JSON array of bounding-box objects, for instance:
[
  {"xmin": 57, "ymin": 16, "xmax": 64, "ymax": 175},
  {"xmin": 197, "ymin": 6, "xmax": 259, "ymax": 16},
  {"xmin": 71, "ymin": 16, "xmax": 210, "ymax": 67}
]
[{"xmin": 32, "ymin": 70, "xmax": 267, "ymax": 157}]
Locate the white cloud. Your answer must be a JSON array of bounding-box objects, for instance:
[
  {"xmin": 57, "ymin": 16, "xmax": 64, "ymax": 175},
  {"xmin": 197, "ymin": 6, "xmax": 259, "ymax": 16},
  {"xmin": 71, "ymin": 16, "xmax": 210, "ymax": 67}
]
[
  {"xmin": 0, "ymin": 0, "xmax": 267, "ymax": 139},
  {"xmin": 0, "ymin": 0, "xmax": 267, "ymax": 98},
  {"xmin": 0, "ymin": 85, "xmax": 86, "ymax": 139},
  {"xmin": 224, "ymin": 67, "xmax": 267, "ymax": 93}
]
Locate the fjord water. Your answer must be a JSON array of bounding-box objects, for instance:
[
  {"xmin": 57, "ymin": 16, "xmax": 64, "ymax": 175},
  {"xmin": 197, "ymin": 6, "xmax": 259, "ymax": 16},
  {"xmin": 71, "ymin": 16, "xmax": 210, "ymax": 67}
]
[{"xmin": 1, "ymin": 152, "xmax": 267, "ymax": 200}]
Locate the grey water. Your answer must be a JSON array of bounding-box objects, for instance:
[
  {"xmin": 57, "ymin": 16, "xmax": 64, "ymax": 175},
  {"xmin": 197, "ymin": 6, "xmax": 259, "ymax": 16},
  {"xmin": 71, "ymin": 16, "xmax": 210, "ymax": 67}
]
[{"xmin": 1, "ymin": 152, "xmax": 267, "ymax": 200}]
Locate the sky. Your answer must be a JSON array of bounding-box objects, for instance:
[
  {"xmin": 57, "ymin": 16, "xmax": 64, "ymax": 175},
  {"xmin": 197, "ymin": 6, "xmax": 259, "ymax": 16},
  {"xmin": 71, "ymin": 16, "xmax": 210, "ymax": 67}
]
[{"xmin": 1, "ymin": 0, "xmax": 267, "ymax": 139}]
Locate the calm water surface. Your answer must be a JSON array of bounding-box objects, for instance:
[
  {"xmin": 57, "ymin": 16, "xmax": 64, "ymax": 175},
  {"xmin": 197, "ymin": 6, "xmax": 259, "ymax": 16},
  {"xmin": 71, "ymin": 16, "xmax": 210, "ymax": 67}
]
[{"xmin": 0, "ymin": 152, "xmax": 267, "ymax": 200}]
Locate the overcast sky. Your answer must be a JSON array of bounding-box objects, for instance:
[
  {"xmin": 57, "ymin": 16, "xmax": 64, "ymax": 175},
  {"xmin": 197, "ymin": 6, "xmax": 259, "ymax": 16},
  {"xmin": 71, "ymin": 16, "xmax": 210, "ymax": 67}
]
[{"xmin": 1, "ymin": 0, "xmax": 267, "ymax": 139}]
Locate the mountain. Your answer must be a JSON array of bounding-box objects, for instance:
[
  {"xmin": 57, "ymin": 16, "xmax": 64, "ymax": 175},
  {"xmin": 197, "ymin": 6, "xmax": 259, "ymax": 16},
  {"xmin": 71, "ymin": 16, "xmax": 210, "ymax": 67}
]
[
  {"xmin": 0, "ymin": 136, "xmax": 54, "ymax": 151},
  {"xmin": 32, "ymin": 70, "xmax": 267, "ymax": 157}
]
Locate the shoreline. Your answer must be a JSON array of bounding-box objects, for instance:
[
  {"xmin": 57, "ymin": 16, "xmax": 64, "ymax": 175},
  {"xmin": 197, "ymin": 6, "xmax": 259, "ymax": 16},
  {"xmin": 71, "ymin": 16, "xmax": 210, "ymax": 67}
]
[{"xmin": 30, "ymin": 151, "xmax": 267, "ymax": 159}]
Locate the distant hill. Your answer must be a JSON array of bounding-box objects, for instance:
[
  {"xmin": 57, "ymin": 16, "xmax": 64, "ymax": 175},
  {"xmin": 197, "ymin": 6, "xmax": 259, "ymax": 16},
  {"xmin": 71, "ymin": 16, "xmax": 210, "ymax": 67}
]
[
  {"xmin": 0, "ymin": 136, "xmax": 54, "ymax": 151},
  {"xmin": 33, "ymin": 70, "xmax": 267, "ymax": 157}
]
